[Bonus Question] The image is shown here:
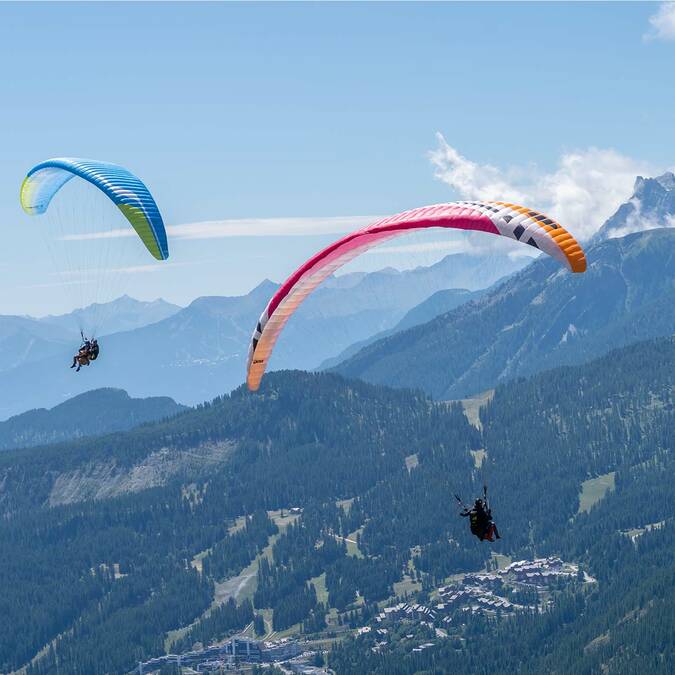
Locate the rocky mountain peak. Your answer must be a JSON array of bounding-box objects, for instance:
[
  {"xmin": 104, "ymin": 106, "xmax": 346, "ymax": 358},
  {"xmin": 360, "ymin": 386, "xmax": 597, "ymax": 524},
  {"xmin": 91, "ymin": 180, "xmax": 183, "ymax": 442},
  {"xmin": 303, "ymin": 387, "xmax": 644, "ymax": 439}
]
[{"xmin": 595, "ymin": 172, "xmax": 675, "ymax": 241}]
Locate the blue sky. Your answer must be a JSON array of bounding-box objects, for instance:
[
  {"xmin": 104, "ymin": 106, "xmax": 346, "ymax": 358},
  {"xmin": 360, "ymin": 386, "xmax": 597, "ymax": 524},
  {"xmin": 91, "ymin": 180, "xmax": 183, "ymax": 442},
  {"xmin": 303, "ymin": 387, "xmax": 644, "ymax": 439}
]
[{"xmin": 1, "ymin": 1, "xmax": 674, "ymax": 315}]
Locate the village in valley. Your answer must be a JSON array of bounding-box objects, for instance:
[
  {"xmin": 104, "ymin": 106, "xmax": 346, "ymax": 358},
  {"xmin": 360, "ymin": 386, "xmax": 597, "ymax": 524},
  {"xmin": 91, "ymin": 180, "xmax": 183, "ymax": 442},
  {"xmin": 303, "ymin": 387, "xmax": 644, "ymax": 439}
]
[{"xmin": 135, "ymin": 556, "xmax": 592, "ymax": 673}]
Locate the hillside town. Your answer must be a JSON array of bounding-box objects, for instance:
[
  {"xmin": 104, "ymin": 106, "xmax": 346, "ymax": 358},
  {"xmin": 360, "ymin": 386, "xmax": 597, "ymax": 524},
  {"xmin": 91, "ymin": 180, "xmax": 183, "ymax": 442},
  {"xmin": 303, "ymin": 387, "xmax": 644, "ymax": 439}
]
[
  {"xmin": 357, "ymin": 556, "xmax": 589, "ymax": 654},
  {"xmin": 135, "ymin": 636, "xmax": 326, "ymax": 674},
  {"xmin": 134, "ymin": 557, "xmax": 587, "ymax": 673}
]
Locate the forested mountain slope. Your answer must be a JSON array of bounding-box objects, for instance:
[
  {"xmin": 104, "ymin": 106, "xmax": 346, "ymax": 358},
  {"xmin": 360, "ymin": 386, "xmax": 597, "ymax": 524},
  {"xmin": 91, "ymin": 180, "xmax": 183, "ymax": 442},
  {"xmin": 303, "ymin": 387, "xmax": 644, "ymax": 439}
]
[
  {"xmin": 333, "ymin": 229, "xmax": 675, "ymax": 399},
  {"xmin": 0, "ymin": 388, "xmax": 186, "ymax": 451},
  {"xmin": 333, "ymin": 337, "xmax": 674, "ymax": 673},
  {"xmin": 0, "ymin": 372, "xmax": 477, "ymax": 672},
  {"xmin": 0, "ymin": 336, "xmax": 671, "ymax": 674}
]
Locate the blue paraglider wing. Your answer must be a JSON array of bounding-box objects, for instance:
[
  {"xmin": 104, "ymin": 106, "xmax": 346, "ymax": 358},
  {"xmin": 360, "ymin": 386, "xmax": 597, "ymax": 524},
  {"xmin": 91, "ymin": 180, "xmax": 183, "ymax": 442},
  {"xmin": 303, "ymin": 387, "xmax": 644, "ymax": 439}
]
[{"xmin": 21, "ymin": 157, "xmax": 168, "ymax": 260}]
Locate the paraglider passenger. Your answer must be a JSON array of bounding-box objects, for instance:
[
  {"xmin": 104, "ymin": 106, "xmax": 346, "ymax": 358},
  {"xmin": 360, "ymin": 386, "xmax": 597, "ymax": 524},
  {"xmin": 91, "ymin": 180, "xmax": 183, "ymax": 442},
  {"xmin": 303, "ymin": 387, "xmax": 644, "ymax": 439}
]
[
  {"xmin": 70, "ymin": 336, "xmax": 96, "ymax": 372},
  {"xmin": 461, "ymin": 498, "xmax": 501, "ymax": 542}
]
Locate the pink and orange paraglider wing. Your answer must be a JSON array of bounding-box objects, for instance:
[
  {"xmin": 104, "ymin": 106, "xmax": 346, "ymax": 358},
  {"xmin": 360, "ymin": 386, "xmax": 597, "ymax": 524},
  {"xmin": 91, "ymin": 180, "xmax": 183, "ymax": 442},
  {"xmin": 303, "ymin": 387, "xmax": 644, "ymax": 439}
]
[{"xmin": 246, "ymin": 201, "xmax": 586, "ymax": 391}]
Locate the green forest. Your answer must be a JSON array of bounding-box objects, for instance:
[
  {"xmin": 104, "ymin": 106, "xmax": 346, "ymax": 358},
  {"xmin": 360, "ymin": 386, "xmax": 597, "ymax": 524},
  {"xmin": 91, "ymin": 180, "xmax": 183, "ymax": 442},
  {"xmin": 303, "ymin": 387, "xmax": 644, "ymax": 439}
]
[{"xmin": 0, "ymin": 336, "xmax": 672, "ymax": 674}]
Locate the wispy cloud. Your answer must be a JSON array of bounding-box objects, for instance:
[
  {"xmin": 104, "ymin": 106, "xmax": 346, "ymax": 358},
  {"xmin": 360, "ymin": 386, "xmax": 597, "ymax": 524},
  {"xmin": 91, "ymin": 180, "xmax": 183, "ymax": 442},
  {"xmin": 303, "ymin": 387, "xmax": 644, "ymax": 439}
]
[
  {"xmin": 61, "ymin": 215, "xmax": 379, "ymax": 243},
  {"xmin": 168, "ymin": 215, "xmax": 378, "ymax": 239},
  {"xmin": 107, "ymin": 263, "xmax": 182, "ymax": 274},
  {"xmin": 429, "ymin": 133, "xmax": 654, "ymax": 240},
  {"xmin": 645, "ymin": 2, "xmax": 675, "ymax": 41},
  {"xmin": 60, "ymin": 229, "xmax": 134, "ymax": 242},
  {"xmin": 46, "ymin": 262, "xmax": 192, "ymax": 279},
  {"xmin": 21, "ymin": 279, "xmax": 93, "ymax": 290}
]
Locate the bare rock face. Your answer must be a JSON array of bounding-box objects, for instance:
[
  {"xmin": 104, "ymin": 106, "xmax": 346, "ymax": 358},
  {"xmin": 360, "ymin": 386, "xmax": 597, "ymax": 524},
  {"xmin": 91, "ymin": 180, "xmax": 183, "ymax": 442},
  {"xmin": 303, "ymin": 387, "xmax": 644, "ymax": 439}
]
[{"xmin": 47, "ymin": 440, "xmax": 234, "ymax": 506}]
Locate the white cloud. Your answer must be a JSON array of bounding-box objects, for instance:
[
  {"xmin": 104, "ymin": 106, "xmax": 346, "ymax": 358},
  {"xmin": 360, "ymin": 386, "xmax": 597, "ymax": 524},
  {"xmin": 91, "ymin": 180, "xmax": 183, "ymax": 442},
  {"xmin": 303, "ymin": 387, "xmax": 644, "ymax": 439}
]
[
  {"xmin": 645, "ymin": 2, "xmax": 675, "ymax": 41},
  {"xmin": 429, "ymin": 140, "xmax": 531, "ymax": 205},
  {"xmin": 430, "ymin": 133, "xmax": 654, "ymax": 240},
  {"xmin": 107, "ymin": 263, "xmax": 178, "ymax": 274},
  {"xmin": 21, "ymin": 279, "xmax": 92, "ymax": 290},
  {"xmin": 49, "ymin": 262, "xmax": 191, "ymax": 278},
  {"xmin": 61, "ymin": 215, "xmax": 378, "ymax": 243},
  {"xmin": 60, "ymin": 229, "xmax": 133, "ymax": 242},
  {"xmin": 168, "ymin": 215, "xmax": 377, "ymax": 240}
]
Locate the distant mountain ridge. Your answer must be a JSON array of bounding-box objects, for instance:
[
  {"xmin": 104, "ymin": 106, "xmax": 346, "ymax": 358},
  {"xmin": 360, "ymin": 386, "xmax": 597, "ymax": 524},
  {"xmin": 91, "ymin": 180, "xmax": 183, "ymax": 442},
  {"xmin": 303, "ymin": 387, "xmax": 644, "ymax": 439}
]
[
  {"xmin": 0, "ymin": 388, "xmax": 187, "ymax": 451},
  {"xmin": 0, "ymin": 296, "xmax": 182, "ymax": 375},
  {"xmin": 332, "ymin": 228, "xmax": 675, "ymax": 399},
  {"xmin": 0, "ymin": 315, "xmax": 73, "ymax": 372},
  {"xmin": 320, "ymin": 287, "xmax": 484, "ymax": 369},
  {"xmin": 39, "ymin": 295, "xmax": 181, "ymax": 337},
  {"xmin": 0, "ymin": 253, "xmax": 520, "ymax": 419}
]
